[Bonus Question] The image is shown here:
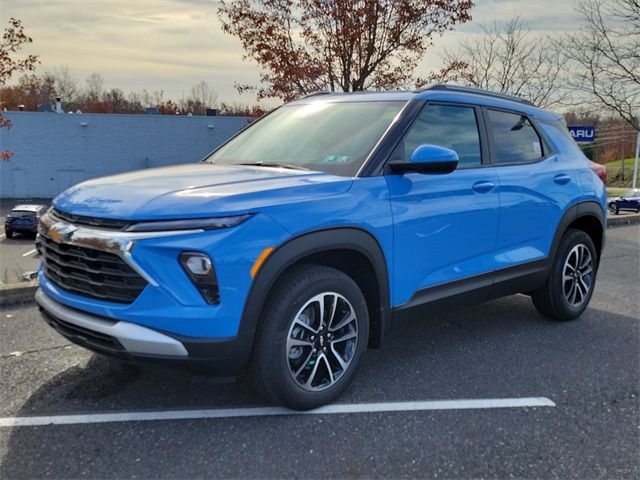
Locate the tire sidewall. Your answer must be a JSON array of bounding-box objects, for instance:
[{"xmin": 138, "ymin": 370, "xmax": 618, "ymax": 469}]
[
  {"xmin": 550, "ymin": 230, "xmax": 598, "ymax": 319},
  {"xmin": 257, "ymin": 266, "xmax": 369, "ymax": 409}
]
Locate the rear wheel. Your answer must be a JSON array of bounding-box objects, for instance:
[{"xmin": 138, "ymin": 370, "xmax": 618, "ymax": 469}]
[
  {"xmin": 609, "ymin": 203, "xmax": 619, "ymax": 215},
  {"xmin": 251, "ymin": 265, "xmax": 369, "ymax": 410},
  {"xmin": 5, "ymin": 230, "xmax": 13, "ymax": 239},
  {"xmin": 532, "ymin": 229, "xmax": 598, "ymax": 321}
]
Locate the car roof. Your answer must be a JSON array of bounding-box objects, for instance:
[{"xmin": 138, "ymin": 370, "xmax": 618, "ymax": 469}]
[
  {"xmin": 12, "ymin": 204, "xmax": 45, "ymax": 212},
  {"xmin": 288, "ymin": 85, "xmax": 561, "ymax": 122}
]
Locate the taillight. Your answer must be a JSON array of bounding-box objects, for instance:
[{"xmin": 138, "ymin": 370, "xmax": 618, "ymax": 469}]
[
  {"xmin": 588, "ymin": 161, "xmax": 607, "ymax": 184},
  {"xmin": 5, "ymin": 215, "xmax": 11, "ymax": 221}
]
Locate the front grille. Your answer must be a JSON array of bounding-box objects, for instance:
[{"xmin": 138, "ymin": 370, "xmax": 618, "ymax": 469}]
[
  {"xmin": 41, "ymin": 308, "xmax": 126, "ymax": 354},
  {"xmin": 40, "ymin": 235, "xmax": 147, "ymax": 303},
  {"xmin": 51, "ymin": 208, "xmax": 130, "ymax": 230}
]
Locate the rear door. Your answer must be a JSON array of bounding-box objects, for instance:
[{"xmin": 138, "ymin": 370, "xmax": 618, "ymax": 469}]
[
  {"xmin": 385, "ymin": 102, "xmax": 500, "ymax": 306},
  {"xmin": 485, "ymin": 108, "xmax": 583, "ymax": 269}
]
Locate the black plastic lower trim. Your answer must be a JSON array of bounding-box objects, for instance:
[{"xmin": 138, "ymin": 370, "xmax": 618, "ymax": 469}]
[
  {"xmin": 394, "ymin": 259, "xmax": 549, "ymax": 320},
  {"xmin": 39, "ymin": 307, "xmax": 253, "ymax": 376}
]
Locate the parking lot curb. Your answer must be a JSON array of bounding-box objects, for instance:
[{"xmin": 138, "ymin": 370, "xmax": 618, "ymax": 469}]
[
  {"xmin": 608, "ymin": 214, "xmax": 640, "ymax": 227},
  {"xmin": 0, "ymin": 280, "xmax": 38, "ymax": 307}
]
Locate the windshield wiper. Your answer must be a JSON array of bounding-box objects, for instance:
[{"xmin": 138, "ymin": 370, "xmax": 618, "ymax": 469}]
[{"xmin": 236, "ymin": 162, "xmax": 310, "ymax": 171}]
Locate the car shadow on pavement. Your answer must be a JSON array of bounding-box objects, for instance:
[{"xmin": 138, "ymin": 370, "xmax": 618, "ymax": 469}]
[
  {"xmin": 1, "ymin": 294, "xmax": 638, "ymax": 478},
  {"xmin": 3, "ymin": 294, "xmax": 639, "ymax": 413}
]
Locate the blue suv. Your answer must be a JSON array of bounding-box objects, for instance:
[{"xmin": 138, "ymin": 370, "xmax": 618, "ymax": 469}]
[{"xmin": 36, "ymin": 85, "xmax": 606, "ymax": 409}]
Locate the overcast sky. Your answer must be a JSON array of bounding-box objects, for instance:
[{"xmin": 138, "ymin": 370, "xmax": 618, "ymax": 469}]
[{"xmin": 0, "ymin": 0, "xmax": 580, "ymax": 105}]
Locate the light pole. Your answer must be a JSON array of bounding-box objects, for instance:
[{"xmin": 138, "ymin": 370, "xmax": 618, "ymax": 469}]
[{"xmin": 633, "ymin": 126, "xmax": 639, "ymax": 190}]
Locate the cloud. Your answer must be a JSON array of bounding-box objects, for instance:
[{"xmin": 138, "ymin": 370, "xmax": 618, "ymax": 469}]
[{"xmin": 0, "ymin": 0, "xmax": 581, "ymax": 103}]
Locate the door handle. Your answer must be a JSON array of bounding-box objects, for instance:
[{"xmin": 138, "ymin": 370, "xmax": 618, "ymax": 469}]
[
  {"xmin": 472, "ymin": 181, "xmax": 495, "ymax": 193},
  {"xmin": 554, "ymin": 174, "xmax": 571, "ymax": 185}
]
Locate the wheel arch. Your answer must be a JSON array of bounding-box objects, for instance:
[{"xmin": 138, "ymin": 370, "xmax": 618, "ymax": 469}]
[
  {"xmin": 240, "ymin": 227, "xmax": 392, "ymax": 350},
  {"xmin": 551, "ymin": 201, "xmax": 606, "ymax": 264}
]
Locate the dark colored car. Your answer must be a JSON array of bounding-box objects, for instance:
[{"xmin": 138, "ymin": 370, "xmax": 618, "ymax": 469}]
[
  {"xmin": 4, "ymin": 204, "xmax": 47, "ymax": 239},
  {"xmin": 608, "ymin": 189, "xmax": 640, "ymax": 214}
]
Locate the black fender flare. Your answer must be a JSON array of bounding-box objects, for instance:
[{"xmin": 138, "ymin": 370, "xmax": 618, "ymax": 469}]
[
  {"xmin": 238, "ymin": 227, "xmax": 392, "ymax": 347},
  {"xmin": 549, "ymin": 201, "xmax": 606, "ymax": 262}
]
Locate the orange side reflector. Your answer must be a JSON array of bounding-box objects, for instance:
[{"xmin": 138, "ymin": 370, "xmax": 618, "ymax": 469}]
[{"xmin": 251, "ymin": 247, "xmax": 274, "ymax": 278}]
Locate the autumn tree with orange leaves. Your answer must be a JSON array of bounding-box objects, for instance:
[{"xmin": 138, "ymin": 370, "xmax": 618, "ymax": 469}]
[
  {"xmin": 0, "ymin": 18, "xmax": 39, "ymax": 160},
  {"xmin": 218, "ymin": 0, "xmax": 474, "ymax": 101}
]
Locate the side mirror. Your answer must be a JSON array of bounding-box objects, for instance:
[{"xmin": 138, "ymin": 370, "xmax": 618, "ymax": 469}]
[{"xmin": 389, "ymin": 144, "xmax": 459, "ymax": 174}]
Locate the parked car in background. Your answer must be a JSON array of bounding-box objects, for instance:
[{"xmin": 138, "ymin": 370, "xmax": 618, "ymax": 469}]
[
  {"xmin": 608, "ymin": 189, "xmax": 640, "ymax": 214},
  {"xmin": 35, "ymin": 85, "xmax": 606, "ymax": 410},
  {"xmin": 4, "ymin": 204, "xmax": 47, "ymax": 239}
]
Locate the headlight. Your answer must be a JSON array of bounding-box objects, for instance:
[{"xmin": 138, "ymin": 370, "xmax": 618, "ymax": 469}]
[{"xmin": 125, "ymin": 214, "xmax": 251, "ymax": 233}]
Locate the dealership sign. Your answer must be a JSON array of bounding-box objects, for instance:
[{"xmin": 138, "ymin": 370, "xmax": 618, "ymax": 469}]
[{"xmin": 568, "ymin": 126, "xmax": 596, "ymax": 143}]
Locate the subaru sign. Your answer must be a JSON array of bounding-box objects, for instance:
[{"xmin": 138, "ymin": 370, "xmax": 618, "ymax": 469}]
[{"xmin": 568, "ymin": 125, "xmax": 596, "ymax": 143}]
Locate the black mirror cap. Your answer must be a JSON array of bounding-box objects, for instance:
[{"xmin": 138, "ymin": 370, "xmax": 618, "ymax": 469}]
[{"xmin": 388, "ymin": 160, "xmax": 458, "ymax": 175}]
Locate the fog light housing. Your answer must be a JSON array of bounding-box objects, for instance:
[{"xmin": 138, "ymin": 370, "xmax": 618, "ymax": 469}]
[{"xmin": 179, "ymin": 252, "xmax": 220, "ymax": 304}]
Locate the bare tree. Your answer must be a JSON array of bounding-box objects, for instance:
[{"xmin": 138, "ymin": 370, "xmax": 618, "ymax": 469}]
[
  {"xmin": 50, "ymin": 65, "xmax": 79, "ymax": 103},
  {"xmin": 434, "ymin": 17, "xmax": 570, "ymax": 108},
  {"xmin": 84, "ymin": 72, "xmax": 105, "ymax": 104},
  {"xmin": 187, "ymin": 80, "xmax": 218, "ymax": 115},
  {"xmin": 566, "ymin": 0, "xmax": 640, "ymax": 130},
  {"xmin": 102, "ymin": 88, "xmax": 127, "ymax": 113}
]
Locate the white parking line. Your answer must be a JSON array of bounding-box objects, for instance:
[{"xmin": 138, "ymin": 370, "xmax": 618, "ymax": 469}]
[
  {"xmin": 21, "ymin": 248, "xmax": 37, "ymax": 257},
  {"xmin": 0, "ymin": 234, "xmax": 5, "ymax": 239},
  {"xmin": 0, "ymin": 397, "xmax": 555, "ymax": 427}
]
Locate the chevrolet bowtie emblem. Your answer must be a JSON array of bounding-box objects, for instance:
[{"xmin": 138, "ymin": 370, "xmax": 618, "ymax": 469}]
[{"xmin": 47, "ymin": 222, "xmax": 78, "ymax": 243}]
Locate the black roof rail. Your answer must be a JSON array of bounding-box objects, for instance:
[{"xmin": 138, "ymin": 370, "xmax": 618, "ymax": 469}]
[{"xmin": 416, "ymin": 84, "xmax": 536, "ymax": 107}]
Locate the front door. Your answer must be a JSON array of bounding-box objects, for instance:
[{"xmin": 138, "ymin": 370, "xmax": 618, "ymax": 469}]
[{"xmin": 385, "ymin": 103, "xmax": 500, "ymax": 307}]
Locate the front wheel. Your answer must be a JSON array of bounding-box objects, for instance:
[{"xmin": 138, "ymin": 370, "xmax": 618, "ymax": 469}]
[
  {"xmin": 531, "ymin": 229, "xmax": 598, "ymax": 321},
  {"xmin": 5, "ymin": 230, "xmax": 13, "ymax": 239},
  {"xmin": 251, "ymin": 265, "xmax": 369, "ymax": 410},
  {"xmin": 609, "ymin": 203, "xmax": 619, "ymax": 215}
]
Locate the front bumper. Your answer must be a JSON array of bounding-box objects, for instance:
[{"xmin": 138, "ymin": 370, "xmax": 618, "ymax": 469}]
[
  {"xmin": 36, "ymin": 288, "xmax": 254, "ymax": 375},
  {"xmin": 37, "ymin": 210, "xmax": 290, "ymax": 338}
]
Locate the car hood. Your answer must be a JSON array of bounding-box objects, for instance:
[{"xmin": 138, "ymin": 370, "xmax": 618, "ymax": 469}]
[{"xmin": 53, "ymin": 164, "xmax": 353, "ymax": 220}]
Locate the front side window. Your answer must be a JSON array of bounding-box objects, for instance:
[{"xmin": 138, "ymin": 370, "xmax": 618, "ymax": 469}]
[
  {"xmin": 206, "ymin": 101, "xmax": 405, "ymax": 177},
  {"xmin": 487, "ymin": 109, "xmax": 544, "ymax": 164},
  {"xmin": 393, "ymin": 104, "xmax": 482, "ymax": 167}
]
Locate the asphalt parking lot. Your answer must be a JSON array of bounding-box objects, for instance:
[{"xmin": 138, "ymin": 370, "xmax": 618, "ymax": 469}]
[{"xmin": 0, "ymin": 224, "xmax": 638, "ymax": 478}]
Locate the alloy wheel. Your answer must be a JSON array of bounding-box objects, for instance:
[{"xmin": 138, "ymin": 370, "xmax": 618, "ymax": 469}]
[
  {"xmin": 286, "ymin": 292, "xmax": 358, "ymax": 391},
  {"xmin": 562, "ymin": 244, "xmax": 593, "ymax": 307}
]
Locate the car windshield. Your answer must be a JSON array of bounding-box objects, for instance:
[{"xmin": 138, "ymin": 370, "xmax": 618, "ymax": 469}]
[
  {"xmin": 205, "ymin": 101, "xmax": 406, "ymax": 176},
  {"xmin": 622, "ymin": 190, "xmax": 638, "ymax": 198}
]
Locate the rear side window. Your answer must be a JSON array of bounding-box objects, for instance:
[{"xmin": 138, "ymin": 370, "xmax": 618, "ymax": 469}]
[
  {"xmin": 487, "ymin": 109, "xmax": 543, "ymax": 164},
  {"xmin": 397, "ymin": 104, "xmax": 482, "ymax": 167}
]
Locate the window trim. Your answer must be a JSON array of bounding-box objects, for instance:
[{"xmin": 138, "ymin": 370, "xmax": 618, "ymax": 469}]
[
  {"xmin": 360, "ymin": 98, "xmax": 426, "ymax": 177},
  {"xmin": 482, "ymin": 106, "xmax": 555, "ymax": 167},
  {"xmin": 379, "ymin": 100, "xmax": 490, "ymax": 175}
]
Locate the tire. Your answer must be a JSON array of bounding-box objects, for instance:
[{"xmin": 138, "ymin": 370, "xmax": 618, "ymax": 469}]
[
  {"xmin": 531, "ymin": 229, "xmax": 598, "ymax": 321},
  {"xmin": 5, "ymin": 230, "xmax": 12, "ymax": 239},
  {"xmin": 609, "ymin": 203, "xmax": 619, "ymax": 215},
  {"xmin": 251, "ymin": 264, "xmax": 369, "ymax": 410}
]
